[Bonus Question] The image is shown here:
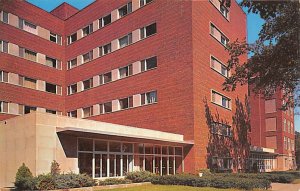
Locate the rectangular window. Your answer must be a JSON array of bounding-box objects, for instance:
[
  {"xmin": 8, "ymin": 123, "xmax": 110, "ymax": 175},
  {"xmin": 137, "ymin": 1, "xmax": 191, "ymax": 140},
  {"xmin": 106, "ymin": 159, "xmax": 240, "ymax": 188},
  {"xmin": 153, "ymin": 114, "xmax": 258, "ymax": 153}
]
[
  {"xmin": 210, "ymin": 23, "xmax": 229, "ymax": 47},
  {"xmin": 119, "ymin": 33, "xmax": 132, "ymax": 48},
  {"xmin": 99, "ymin": 43, "xmax": 111, "ymax": 56},
  {"xmin": 0, "ymin": 41, "xmax": 8, "ymax": 53},
  {"xmin": 82, "ymin": 24, "xmax": 93, "ymax": 37},
  {"xmin": 46, "ymin": 57, "xmax": 58, "ymax": 68},
  {"xmin": 100, "ymin": 102, "xmax": 112, "ymax": 114},
  {"xmin": 220, "ymin": 5, "xmax": 229, "ymax": 19},
  {"xmin": 99, "ymin": 14, "xmax": 111, "ymax": 28},
  {"xmin": 141, "ymin": 56, "xmax": 157, "ymax": 71},
  {"xmin": 68, "ymin": 84, "xmax": 77, "ymax": 95},
  {"xmin": 118, "ymin": 2, "xmax": 132, "ymax": 18},
  {"xmin": 119, "ymin": 64, "xmax": 133, "ymax": 79},
  {"xmin": 140, "ymin": 23, "xmax": 156, "ymax": 39},
  {"xmin": 0, "ymin": 101, "xmax": 8, "ymax": 113},
  {"xmin": 23, "ymin": 77, "xmax": 36, "ymax": 89},
  {"xmin": 211, "ymin": 56, "xmax": 229, "ymax": 77},
  {"xmin": 68, "ymin": 58, "xmax": 77, "ymax": 69},
  {"xmin": 24, "ymin": 49, "xmax": 37, "ymax": 62},
  {"xmin": 68, "ymin": 110, "xmax": 77, "ymax": 118},
  {"xmin": 2, "ymin": 11, "xmax": 8, "ymax": 23},
  {"xmin": 284, "ymin": 137, "xmax": 287, "ymax": 150},
  {"xmin": 24, "ymin": 106, "xmax": 36, "ymax": 114},
  {"xmin": 283, "ymin": 118, "xmax": 287, "ymax": 132},
  {"xmin": 23, "ymin": 20, "xmax": 37, "ymax": 34},
  {"xmin": 212, "ymin": 90, "xmax": 231, "ymax": 109},
  {"xmin": 83, "ymin": 78, "xmax": 93, "ymax": 90},
  {"xmin": 82, "ymin": 51, "xmax": 93, "ymax": 63},
  {"xmin": 140, "ymin": 0, "xmax": 153, "ymax": 7},
  {"xmin": 68, "ymin": 33, "xmax": 77, "ymax": 44},
  {"xmin": 119, "ymin": 96, "xmax": 133, "ymax": 110},
  {"xmin": 50, "ymin": 32, "xmax": 62, "ymax": 45},
  {"xmin": 45, "ymin": 83, "xmax": 57, "ymax": 94},
  {"xmin": 211, "ymin": 122, "xmax": 232, "ymax": 137},
  {"xmin": 99, "ymin": 72, "xmax": 112, "ymax": 85},
  {"xmin": 0, "ymin": 71, "xmax": 8, "ymax": 82},
  {"xmin": 141, "ymin": 91, "xmax": 157, "ymax": 105},
  {"xmin": 46, "ymin": 109, "xmax": 56, "ymax": 114},
  {"xmin": 83, "ymin": 106, "xmax": 93, "ymax": 118}
]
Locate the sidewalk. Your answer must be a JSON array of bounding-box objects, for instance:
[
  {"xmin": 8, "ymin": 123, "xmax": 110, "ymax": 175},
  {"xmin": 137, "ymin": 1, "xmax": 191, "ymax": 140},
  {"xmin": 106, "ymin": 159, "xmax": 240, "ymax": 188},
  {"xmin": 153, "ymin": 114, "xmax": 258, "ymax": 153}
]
[{"xmin": 271, "ymin": 183, "xmax": 300, "ymax": 191}]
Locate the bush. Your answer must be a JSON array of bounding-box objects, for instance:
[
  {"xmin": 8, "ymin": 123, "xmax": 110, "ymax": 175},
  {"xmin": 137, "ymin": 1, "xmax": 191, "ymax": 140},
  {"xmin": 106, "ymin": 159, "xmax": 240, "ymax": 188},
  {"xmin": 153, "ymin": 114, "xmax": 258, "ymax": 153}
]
[
  {"xmin": 125, "ymin": 171, "xmax": 157, "ymax": 183},
  {"xmin": 36, "ymin": 174, "xmax": 55, "ymax": 190},
  {"xmin": 54, "ymin": 173, "xmax": 96, "ymax": 189},
  {"xmin": 98, "ymin": 178, "xmax": 132, "ymax": 186},
  {"xmin": 50, "ymin": 160, "xmax": 60, "ymax": 176},
  {"xmin": 151, "ymin": 174, "xmax": 271, "ymax": 190},
  {"xmin": 15, "ymin": 163, "xmax": 36, "ymax": 190}
]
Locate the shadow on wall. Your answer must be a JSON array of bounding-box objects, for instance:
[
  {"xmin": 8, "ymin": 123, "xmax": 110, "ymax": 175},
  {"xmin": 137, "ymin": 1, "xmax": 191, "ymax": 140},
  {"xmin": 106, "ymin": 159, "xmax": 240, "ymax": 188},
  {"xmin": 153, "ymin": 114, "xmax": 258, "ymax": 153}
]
[{"xmin": 204, "ymin": 96, "xmax": 251, "ymax": 172}]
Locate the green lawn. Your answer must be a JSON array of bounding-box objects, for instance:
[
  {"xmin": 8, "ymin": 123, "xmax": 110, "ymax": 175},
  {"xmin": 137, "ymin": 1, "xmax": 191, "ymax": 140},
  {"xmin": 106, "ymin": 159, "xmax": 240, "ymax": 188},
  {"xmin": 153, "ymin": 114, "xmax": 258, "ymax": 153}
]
[{"xmin": 98, "ymin": 184, "xmax": 240, "ymax": 191}]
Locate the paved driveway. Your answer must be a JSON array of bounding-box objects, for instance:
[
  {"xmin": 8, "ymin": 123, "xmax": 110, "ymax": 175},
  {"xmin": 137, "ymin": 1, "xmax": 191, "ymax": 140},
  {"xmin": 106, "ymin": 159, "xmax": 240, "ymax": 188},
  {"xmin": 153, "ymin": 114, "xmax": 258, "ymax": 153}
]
[{"xmin": 271, "ymin": 183, "xmax": 300, "ymax": 191}]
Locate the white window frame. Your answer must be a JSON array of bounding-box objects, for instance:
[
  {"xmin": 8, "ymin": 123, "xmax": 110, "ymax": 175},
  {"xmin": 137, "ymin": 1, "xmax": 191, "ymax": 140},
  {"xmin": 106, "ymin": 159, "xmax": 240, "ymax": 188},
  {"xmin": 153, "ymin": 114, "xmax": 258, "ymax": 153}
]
[
  {"xmin": 118, "ymin": 33, "xmax": 132, "ymax": 49},
  {"xmin": 210, "ymin": 55, "xmax": 230, "ymax": 78},
  {"xmin": 211, "ymin": 89, "xmax": 231, "ymax": 110},
  {"xmin": 82, "ymin": 23, "xmax": 93, "ymax": 37},
  {"xmin": 1, "ymin": 11, "xmax": 9, "ymax": 24},
  {"xmin": 141, "ymin": 91, "xmax": 157, "ymax": 105},
  {"xmin": 118, "ymin": 2, "xmax": 132, "ymax": 18},
  {"xmin": 210, "ymin": 22, "xmax": 229, "ymax": 47},
  {"xmin": 68, "ymin": 83, "xmax": 77, "ymax": 95},
  {"xmin": 68, "ymin": 33, "xmax": 77, "ymax": 45},
  {"xmin": 0, "ymin": 71, "xmax": 8, "ymax": 82},
  {"xmin": 68, "ymin": 58, "xmax": 77, "ymax": 70},
  {"xmin": 0, "ymin": 101, "xmax": 9, "ymax": 113},
  {"xmin": 140, "ymin": 0, "xmax": 153, "ymax": 7},
  {"xmin": 99, "ymin": 14, "xmax": 112, "ymax": 28},
  {"xmin": 0, "ymin": 40, "xmax": 9, "ymax": 53},
  {"xmin": 140, "ymin": 23, "xmax": 157, "ymax": 40}
]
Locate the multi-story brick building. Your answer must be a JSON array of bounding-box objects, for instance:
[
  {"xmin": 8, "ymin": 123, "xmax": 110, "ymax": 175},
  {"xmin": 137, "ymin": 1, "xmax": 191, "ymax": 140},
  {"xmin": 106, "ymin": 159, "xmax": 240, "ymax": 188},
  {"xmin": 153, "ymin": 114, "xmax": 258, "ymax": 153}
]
[
  {"xmin": 0, "ymin": 0, "xmax": 274, "ymax": 188},
  {"xmin": 249, "ymin": 89, "xmax": 296, "ymax": 171}
]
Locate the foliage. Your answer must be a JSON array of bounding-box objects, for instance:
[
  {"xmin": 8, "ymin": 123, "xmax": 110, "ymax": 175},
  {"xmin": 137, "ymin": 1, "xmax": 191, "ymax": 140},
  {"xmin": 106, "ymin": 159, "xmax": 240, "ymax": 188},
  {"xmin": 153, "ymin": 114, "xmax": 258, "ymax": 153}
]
[
  {"xmin": 223, "ymin": 1, "xmax": 300, "ymax": 108},
  {"xmin": 125, "ymin": 171, "xmax": 158, "ymax": 183},
  {"xmin": 296, "ymin": 131, "xmax": 300, "ymax": 169},
  {"xmin": 15, "ymin": 163, "xmax": 36, "ymax": 190},
  {"xmin": 50, "ymin": 160, "xmax": 61, "ymax": 176},
  {"xmin": 98, "ymin": 178, "xmax": 132, "ymax": 186},
  {"xmin": 151, "ymin": 174, "xmax": 271, "ymax": 190}
]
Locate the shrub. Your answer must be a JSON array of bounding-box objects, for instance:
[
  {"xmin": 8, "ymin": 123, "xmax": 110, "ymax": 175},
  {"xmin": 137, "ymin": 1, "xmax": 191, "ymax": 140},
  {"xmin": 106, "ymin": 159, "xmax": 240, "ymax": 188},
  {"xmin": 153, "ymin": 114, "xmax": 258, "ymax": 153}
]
[
  {"xmin": 125, "ymin": 171, "xmax": 157, "ymax": 183},
  {"xmin": 15, "ymin": 163, "xmax": 36, "ymax": 190},
  {"xmin": 50, "ymin": 160, "xmax": 60, "ymax": 176},
  {"xmin": 36, "ymin": 174, "xmax": 55, "ymax": 190},
  {"xmin": 98, "ymin": 178, "xmax": 132, "ymax": 185},
  {"xmin": 54, "ymin": 173, "xmax": 96, "ymax": 189}
]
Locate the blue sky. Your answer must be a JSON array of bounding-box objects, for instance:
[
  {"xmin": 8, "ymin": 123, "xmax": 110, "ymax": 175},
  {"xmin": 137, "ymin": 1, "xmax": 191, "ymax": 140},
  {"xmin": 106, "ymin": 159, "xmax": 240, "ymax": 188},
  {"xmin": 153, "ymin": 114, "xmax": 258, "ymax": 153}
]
[{"xmin": 26, "ymin": 0, "xmax": 299, "ymax": 131}]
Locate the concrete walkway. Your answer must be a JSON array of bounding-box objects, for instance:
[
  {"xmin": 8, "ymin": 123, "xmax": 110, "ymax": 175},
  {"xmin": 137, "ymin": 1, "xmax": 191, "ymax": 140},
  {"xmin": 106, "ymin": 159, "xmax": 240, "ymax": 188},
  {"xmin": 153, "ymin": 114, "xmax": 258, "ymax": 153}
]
[{"xmin": 271, "ymin": 183, "xmax": 300, "ymax": 191}]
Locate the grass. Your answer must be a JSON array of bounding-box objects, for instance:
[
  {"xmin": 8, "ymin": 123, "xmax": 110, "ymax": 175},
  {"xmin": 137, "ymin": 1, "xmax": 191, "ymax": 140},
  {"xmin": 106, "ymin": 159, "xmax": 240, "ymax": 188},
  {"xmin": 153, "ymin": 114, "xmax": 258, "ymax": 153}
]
[
  {"xmin": 292, "ymin": 179, "xmax": 300, "ymax": 184},
  {"xmin": 97, "ymin": 184, "xmax": 240, "ymax": 191}
]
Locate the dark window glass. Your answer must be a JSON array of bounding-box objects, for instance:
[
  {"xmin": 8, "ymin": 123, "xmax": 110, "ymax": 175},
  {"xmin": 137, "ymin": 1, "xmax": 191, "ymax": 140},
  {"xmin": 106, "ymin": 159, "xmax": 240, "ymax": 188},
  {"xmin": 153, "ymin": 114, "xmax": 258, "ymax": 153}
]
[{"xmin": 46, "ymin": 83, "xmax": 57, "ymax": 94}]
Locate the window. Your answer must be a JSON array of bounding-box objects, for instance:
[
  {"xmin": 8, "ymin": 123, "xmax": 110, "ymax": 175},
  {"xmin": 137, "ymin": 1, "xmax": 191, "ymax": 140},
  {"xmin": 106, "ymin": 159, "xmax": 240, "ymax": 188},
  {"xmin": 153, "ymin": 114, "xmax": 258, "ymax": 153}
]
[
  {"xmin": 211, "ymin": 56, "xmax": 229, "ymax": 77},
  {"xmin": 2, "ymin": 11, "xmax": 8, "ymax": 23},
  {"xmin": 24, "ymin": 49, "xmax": 37, "ymax": 62},
  {"xmin": 0, "ymin": 41, "xmax": 8, "ymax": 53},
  {"xmin": 140, "ymin": 23, "xmax": 157, "ymax": 39},
  {"xmin": 119, "ymin": 64, "xmax": 133, "ymax": 79},
  {"xmin": 68, "ymin": 33, "xmax": 77, "ymax": 44},
  {"xmin": 83, "ymin": 78, "xmax": 93, "ymax": 90},
  {"xmin": 220, "ymin": 5, "xmax": 229, "ymax": 18},
  {"xmin": 100, "ymin": 102, "xmax": 112, "ymax": 114},
  {"xmin": 140, "ymin": 0, "xmax": 153, "ymax": 7},
  {"xmin": 99, "ymin": 72, "xmax": 112, "ymax": 85},
  {"xmin": 83, "ymin": 106, "xmax": 93, "ymax": 118},
  {"xmin": 0, "ymin": 71, "xmax": 8, "ymax": 82},
  {"xmin": 141, "ymin": 91, "xmax": 157, "ymax": 105},
  {"xmin": 287, "ymin": 121, "xmax": 291, "ymax": 133},
  {"xmin": 24, "ymin": 106, "xmax": 36, "ymax": 114},
  {"xmin": 141, "ymin": 56, "xmax": 157, "ymax": 71},
  {"xmin": 211, "ymin": 122, "xmax": 232, "ymax": 137},
  {"xmin": 46, "ymin": 57, "xmax": 59, "ymax": 69},
  {"xmin": 68, "ymin": 58, "xmax": 77, "ymax": 69},
  {"xmin": 46, "ymin": 109, "xmax": 56, "ymax": 114},
  {"xmin": 284, "ymin": 137, "xmax": 287, "ymax": 150},
  {"xmin": 46, "ymin": 83, "xmax": 61, "ymax": 94},
  {"xmin": 0, "ymin": 101, "xmax": 8, "ymax": 113},
  {"xmin": 99, "ymin": 14, "xmax": 111, "ymax": 28},
  {"xmin": 118, "ymin": 2, "xmax": 132, "ymax": 18},
  {"xmin": 21, "ymin": 20, "xmax": 37, "ymax": 34},
  {"xmin": 99, "ymin": 43, "xmax": 111, "ymax": 56},
  {"xmin": 68, "ymin": 84, "xmax": 77, "ymax": 95},
  {"xmin": 119, "ymin": 96, "xmax": 133, "ymax": 110},
  {"xmin": 82, "ymin": 24, "xmax": 93, "ymax": 37},
  {"xmin": 50, "ymin": 32, "xmax": 62, "ymax": 45},
  {"xmin": 68, "ymin": 110, "xmax": 77, "ymax": 118},
  {"xmin": 210, "ymin": 23, "xmax": 229, "ymax": 47},
  {"xmin": 119, "ymin": 33, "xmax": 132, "ymax": 48},
  {"xmin": 283, "ymin": 118, "xmax": 287, "ymax": 131},
  {"xmin": 23, "ymin": 77, "xmax": 36, "ymax": 89},
  {"xmin": 212, "ymin": 90, "xmax": 231, "ymax": 109},
  {"xmin": 82, "ymin": 51, "xmax": 93, "ymax": 63}
]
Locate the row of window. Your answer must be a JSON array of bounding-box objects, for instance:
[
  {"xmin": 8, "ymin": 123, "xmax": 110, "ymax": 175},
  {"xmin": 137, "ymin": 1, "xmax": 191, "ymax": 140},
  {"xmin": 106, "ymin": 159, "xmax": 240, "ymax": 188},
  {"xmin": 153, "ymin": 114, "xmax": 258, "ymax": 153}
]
[
  {"xmin": 211, "ymin": 90, "xmax": 231, "ymax": 110},
  {"xmin": 0, "ymin": 41, "xmax": 61, "ymax": 69},
  {"xmin": 210, "ymin": 56, "xmax": 230, "ymax": 78},
  {"xmin": 68, "ymin": 90, "xmax": 157, "ymax": 118},
  {"xmin": 283, "ymin": 118, "xmax": 294, "ymax": 134},
  {"xmin": 0, "ymin": 101, "xmax": 61, "ymax": 115},
  {"xmin": 67, "ymin": 23, "xmax": 157, "ymax": 69},
  {"xmin": 67, "ymin": 0, "xmax": 153, "ymax": 45},
  {"xmin": 0, "ymin": 71, "xmax": 62, "ymax": 95},
  {"xmin": 68, "ymin": 56, "xmax": 157, "ymax": 95},
  {"xmin": 210, "ymin": 121, "xmax": 232, "ymax": 137},
  {"xmin": 210, "ymin": 23, "xmax": 229, "ymax": 47},
  {"xmin": 1, "ymin": 11, "xmax": 62, "ymax": 45},
  {"xmin": 284, "ymin": 136, "xmax": 295, "ymax": 151}
]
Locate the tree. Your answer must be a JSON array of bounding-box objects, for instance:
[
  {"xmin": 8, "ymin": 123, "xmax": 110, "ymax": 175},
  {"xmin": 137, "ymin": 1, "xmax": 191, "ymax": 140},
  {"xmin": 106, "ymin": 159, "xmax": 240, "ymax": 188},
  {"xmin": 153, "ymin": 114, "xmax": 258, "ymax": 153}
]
[
  {"xmin": 296, "ymin": 131, "xmax": 300, "ymax": 169},
  {"xmin": 223, "ymin": 1, "xmax": 299, "ymax": 109}
]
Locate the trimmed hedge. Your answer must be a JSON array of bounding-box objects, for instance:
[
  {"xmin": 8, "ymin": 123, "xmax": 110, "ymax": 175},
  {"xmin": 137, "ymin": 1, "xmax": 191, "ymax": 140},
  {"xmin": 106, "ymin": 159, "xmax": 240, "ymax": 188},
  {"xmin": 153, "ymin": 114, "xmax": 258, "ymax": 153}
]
[
  {"xmin": 151, "ymin": 174, "xmax": 271, "ymax": 190},
  {"xmin": 125, "ymin": 171, "xmax": 158, "ymax": 183},
  {"xmin": 98, "ymin": 178, "xmax": 132, "ymax": 186}
]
